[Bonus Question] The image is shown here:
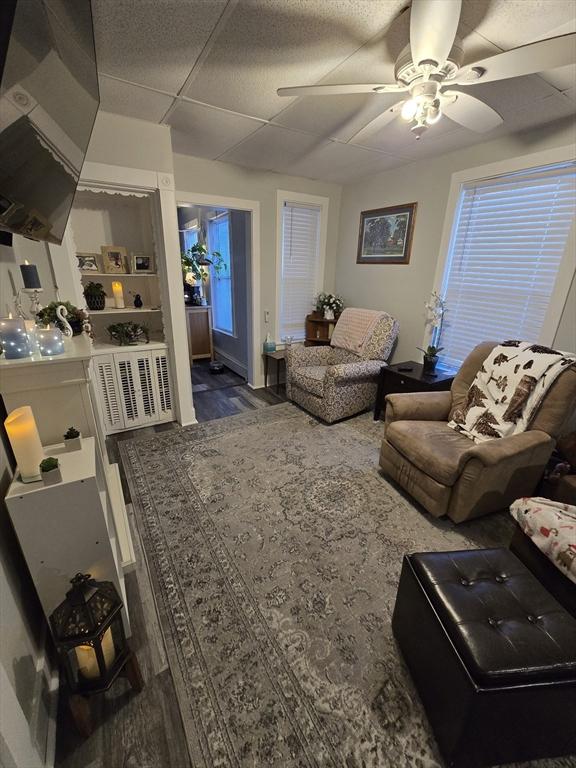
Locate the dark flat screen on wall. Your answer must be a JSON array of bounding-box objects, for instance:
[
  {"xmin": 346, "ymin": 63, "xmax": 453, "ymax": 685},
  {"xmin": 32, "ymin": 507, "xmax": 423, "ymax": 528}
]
[{"xmin": 0, "ymin": 0, "xmax": 99, "ymax": 244}]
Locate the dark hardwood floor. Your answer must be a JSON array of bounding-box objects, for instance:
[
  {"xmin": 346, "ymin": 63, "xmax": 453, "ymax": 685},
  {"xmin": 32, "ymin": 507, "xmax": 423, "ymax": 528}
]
[{"xmin": 55, "ymin": 363, "xmax": 286, "ymax": 768}]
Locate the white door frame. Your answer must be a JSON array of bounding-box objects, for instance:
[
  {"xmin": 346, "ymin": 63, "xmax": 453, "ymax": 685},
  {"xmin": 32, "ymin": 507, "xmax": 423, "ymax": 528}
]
[{"xmin": 176, "ymin": 191, "xmax": 262, "ymax": 388}]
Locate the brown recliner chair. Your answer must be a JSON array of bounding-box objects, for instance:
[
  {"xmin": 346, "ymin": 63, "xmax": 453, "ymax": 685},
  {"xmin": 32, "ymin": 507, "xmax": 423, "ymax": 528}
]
[{"xmin": 379, "ymin": 342, "xmax": 576, "ymax": 523}]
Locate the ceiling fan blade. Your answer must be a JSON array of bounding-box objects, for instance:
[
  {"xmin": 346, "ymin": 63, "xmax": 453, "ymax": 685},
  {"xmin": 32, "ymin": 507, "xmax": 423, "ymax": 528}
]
[
  {"xmin": 410, "ymin": 0, "xmax": 462, "ymax": 68},
  {"xmin": 455, "ymin": 33, "xmax": 576, "ymax": 86},
  {"xmin": 347, "ymin": 101, "xmax": 405, "ymax": 144},
  {"xmin": 442, "ymin": 91, "xmax": 503, "ymax": 132},
  {"xmin": 276, "ymin": 83, "xmax": 406, "ymax": 98}
]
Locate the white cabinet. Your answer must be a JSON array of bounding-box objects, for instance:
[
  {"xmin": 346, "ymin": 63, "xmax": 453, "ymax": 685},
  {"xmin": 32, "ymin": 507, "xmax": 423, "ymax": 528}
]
[{"xmin": 94, "ymin": 346, "xmax": 173, "ymax": 433}]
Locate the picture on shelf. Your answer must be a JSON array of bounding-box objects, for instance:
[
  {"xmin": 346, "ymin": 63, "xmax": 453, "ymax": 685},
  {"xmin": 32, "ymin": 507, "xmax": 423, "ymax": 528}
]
[
  {"xmin": 76, "ymin": 252, "xmax": 100, "ymax": 272},
  {"xmin": 101, "ymin": 245, "xmax": 128, "ymax": 274},
  {"xmin": 131, "ymin": 253, "xmax": 154, "ymax": 273}
]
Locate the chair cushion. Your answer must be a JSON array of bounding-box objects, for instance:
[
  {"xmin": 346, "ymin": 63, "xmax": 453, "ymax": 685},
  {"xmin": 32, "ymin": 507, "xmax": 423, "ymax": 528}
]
[
  {"xmin": 385, "ymin": 420, "xmax": 473, "ymax": 486},
  {"xmin": 410, "ymin": 548, "xmax": 576, "ymax": 686},
  {"xmin": 291, "ymin": 365, "xmax": 327, "ymax": 397}
]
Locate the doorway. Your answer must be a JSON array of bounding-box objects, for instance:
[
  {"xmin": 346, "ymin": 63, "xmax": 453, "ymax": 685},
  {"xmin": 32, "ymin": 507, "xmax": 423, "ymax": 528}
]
[{"xmin": 177, "ymin": 197, "xmax": 258, "ymax": 421}]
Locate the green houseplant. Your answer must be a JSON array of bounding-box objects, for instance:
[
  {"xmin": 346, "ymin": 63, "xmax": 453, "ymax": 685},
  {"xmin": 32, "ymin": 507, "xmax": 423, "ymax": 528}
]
[
  {"xmin": 419, "ymin": 291, "xmax": 448, "ymax": 375},
  {"xmin": 107, "ymin": 321, "xmax": 149, "ymax": 346},
  {"xmin": 63, "ymin": 426, "xmax": 81, "ymax": 452},
  {"xmin": 40, "ymin": 456, "xmax": 61, "ymax": 486},
  {"xmin": 36, "ymin": 302, "xmax": 87, "ymax": 335},
  {"xmin": 181, "ymin": 243, "xmax": 227, "ymax": 282},
  {"xmin": 83, "ymin": 282, "xmax": 107, "ymax": 311}
]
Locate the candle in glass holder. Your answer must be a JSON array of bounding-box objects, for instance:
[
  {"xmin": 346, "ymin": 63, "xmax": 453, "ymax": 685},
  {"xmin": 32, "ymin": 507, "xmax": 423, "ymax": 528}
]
[
  {"xmin": 36, "ymin": 326, "xmax": 65, "ymax": 356},
  {"xmin": 0, "ymin": 315, "xmax": 33, "ymax": 359},
  {"xmin": 112, "ymin": 281, "xmax": 125, "ymax": 309},
  {"xmin": 4, "ymin": 406, "xmax": 44, "ymax": 483},
  {"xmin": 75, "ymin": 627, "xmax": 116, "ymax": 680}
]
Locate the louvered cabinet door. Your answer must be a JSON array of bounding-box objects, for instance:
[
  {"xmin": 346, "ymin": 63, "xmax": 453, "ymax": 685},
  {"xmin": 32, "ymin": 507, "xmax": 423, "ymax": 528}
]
[
  {"xmin": 115, "ymin": 353, "xmax": 154, "ymax": 428},
  {"xmin": 151, "ymin": 351, "xmax": 173, "ymax": 421},
  {"xmin": 94, "ymin": 355, "xmax": 125, "ymax": 433}
]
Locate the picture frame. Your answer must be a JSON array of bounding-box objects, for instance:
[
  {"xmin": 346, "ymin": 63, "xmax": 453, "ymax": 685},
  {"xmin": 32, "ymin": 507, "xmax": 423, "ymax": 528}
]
[
  {"xmin": 131, "ymin": 253, "xmax": 155, "ymax": 274},
  {"xmin": 356, "ymin": 202, "xmax": 417, "ymax": 265},
  {"xmin": 76, "ymin": 252, "xmax": 100, "ymax": 272},
  {"xmin": 101, "ymin": 245, "xmax": 128, "ymax": 274}
]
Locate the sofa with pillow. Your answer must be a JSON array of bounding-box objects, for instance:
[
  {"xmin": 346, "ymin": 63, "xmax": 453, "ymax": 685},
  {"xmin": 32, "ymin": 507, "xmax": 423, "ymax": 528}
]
[
  {"xmin": 286, "ymin": 308, "xmax": 399, "ymax": 424},
  {"xmin": 379, "ymin": 341, "xmax": 576, "ymax": 523}
]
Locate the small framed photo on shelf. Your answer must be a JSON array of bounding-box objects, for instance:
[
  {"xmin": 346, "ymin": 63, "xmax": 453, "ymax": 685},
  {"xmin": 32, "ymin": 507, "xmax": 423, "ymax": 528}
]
[
  {"xmin": 101, "ymin": 245, "xmax": 128, "ymax": 274},
  {"xmin": 131, "ymin": 253, "xmax": 155, "ymax": 274},
  {"xmin": 76, "ymin": 252, "xmax": 100, "ymax": 272}
]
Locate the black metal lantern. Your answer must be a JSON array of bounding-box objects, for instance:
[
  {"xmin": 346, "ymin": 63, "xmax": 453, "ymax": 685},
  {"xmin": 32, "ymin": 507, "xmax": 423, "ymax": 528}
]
[{"xmin": 49, "ymin": 573, "xmax": 129, "ymax": 695}]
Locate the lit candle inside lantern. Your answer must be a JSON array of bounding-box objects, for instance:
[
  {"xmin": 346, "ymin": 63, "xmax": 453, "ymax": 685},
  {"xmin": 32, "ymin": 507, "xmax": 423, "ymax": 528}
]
[
  {"xmin": 0, "ymin": 316, "xmax": 33, "ymax": 359},
  {"xmin": 20, "ymin": 259, "xmax": 41, "ymax": 289},
  {"xmin": 75, "ymin": 627, "xmax": 116, "ymax": 680},
  {"xmin": 112, "ymin": 281, "xmax": 125, "ymax": 309},
  {"xmin": 36, "ymin": 326, "xmax": 65, "ymax": 356},
  {"xmin": 4, "ymin": 406, "xmax": 45, "ymax": 483}
]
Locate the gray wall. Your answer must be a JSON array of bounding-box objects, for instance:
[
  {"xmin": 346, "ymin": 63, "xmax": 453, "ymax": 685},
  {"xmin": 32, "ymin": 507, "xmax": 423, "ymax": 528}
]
[{"xmin": 334, "ymin": 117, "xmax": 576, "ymax": 362}]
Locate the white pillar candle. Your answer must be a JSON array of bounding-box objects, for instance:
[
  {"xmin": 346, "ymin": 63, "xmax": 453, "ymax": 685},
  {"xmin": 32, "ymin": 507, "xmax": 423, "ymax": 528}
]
[
  {"xmin": 0, "ymin": 317, "xmax": 33, "ymax": 359},
  {"xmin": 4, "ymin": 406, "xmax": 45, "ymax": 483},
  {"xmin": 75, "ymin": 627, "xmax": 116, "ymax": 680},
  {"xmin": 112, "ymin": 281, "xmax": 125, "ymax": 309},
  {"xmin": 36, "ymin": 326, "xmax": 65, "ymax": 357}
]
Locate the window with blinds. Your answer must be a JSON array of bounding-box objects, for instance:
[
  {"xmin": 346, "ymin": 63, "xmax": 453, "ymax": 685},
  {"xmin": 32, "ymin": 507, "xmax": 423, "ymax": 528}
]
[
  {"xmin": 439, "ymin": 161, "xmax": 576, "ymax": 368},
  {"xmin": 279, "ymin": 201, "xmax": 322, "ymax": 341},
  {"xmin": 209, "ymin": 213, "xmax": 233, "ymax": 335}
]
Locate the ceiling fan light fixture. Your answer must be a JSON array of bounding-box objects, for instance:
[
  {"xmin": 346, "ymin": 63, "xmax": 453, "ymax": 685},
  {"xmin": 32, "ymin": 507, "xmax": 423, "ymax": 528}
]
[
  {"xmin": 425, "ymin": 102, "xmax": 442, "ymax": 125},
  {"xmin": 401, "ymin": 99, "xmax": 419, "ymax": 121}
]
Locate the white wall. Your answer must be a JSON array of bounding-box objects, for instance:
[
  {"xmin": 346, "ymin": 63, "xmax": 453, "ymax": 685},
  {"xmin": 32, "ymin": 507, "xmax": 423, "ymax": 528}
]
[
  {"xmin": 334, "ymin": 117, "xmax": 576, "ymax": 362},
  {"xmin": 86, "ymin": 111, "xmax": 174, "ymax": 173},
  {"xmin": 173, "ymin": 154, "xmax": 342, "ymax": 353}
]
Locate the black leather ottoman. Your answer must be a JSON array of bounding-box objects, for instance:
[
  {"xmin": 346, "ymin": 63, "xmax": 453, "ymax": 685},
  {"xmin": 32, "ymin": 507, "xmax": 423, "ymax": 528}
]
[{"xmin": 392, "ymin": 548, "xmax": 576, "ymax": 767}]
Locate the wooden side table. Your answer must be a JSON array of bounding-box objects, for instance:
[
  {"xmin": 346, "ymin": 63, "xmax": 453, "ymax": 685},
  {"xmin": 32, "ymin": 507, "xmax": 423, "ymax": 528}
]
[
  {"xmin": 264, "ymin": 349, "xmax": 285, "ymax": 393},
  {"xmin": 373, "ymin": 360, "xmax": 457, "ymax": 420}
]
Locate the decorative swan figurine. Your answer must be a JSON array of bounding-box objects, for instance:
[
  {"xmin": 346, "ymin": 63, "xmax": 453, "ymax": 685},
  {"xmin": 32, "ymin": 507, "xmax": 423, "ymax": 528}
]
[{"xmin": 55, "ymin": 304, "xmax": 73, "ymax": 337}]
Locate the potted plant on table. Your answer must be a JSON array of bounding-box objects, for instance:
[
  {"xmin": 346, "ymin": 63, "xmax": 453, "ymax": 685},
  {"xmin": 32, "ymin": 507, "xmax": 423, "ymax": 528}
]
[
  {"xmin": 63, "ymin": 426, "xmax": 82, "ymax": 451},
  {"xmin": 315, "ymin": 292, "xmax": 344, "ymax": 320},
  {"xmin": 181, "ymin": 243, "xmax": 226, "ymax": 305},
  {"xmin": 418, "ymin": 291, "xmax": 447, "ymax": 375},
  {"xmin": 40, "ymin": 457, "xmax": 62, "ymax": 486},
  {"xmin": 36, "ymin": 302, "xmax": 88, "ymax": 335},
  {"xmin": 83, "ymin": 282, "xmax": 107, "ymax": 311}
]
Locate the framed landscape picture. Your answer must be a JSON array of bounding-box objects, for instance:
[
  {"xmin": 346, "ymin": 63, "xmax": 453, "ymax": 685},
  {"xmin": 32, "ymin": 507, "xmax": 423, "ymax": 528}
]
[{"xmin": 357, "ymin": 202, "xmax": 417, "ymax": 265}]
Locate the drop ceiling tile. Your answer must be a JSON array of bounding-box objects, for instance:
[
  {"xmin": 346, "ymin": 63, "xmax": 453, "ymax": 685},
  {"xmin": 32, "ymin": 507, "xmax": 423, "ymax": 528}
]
[
  {"xmin": 92, "ymin": 0, "xmax": 228, "ymax": 93},
  {"xmin": 349, "ymin": 108, "xmax": 460, "ymax": 153},
  {"xmin": 397, "ymin": 127, "xmax": 481, "ymax": 161},
  {"xmin": 167, "ymin": 101, "xmax": 262, "ymax": 159},
  {"xmin": 272, "ymin": 93, "xmax": 402, "ymax": 142},
  {"xmin": 448, "ymin": 74, "xmax": 559, "ymax": 116},
  {"xmin": 183, "ymin": 0, "xmax": 406, "ymax": 119},
  {"xmin": 491, "ymin": 92, "xmax": 576, "ymax": 134},
  {"xmin": 218, "ymin": 125, "xmax": 325, "ymax": 174},
  {"xmin": 289, "ymin": 141, "xmax": 407, "ymax": 184},
  {"xmin": 98, "ymin": 76, "xmax": 174, "ymax": 123}
]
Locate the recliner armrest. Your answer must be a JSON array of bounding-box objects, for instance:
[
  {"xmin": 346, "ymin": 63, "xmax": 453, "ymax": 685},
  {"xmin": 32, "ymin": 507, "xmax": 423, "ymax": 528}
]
[
  {"xmin": 458, "ymin": 430, "xmax": 554, "ymax": 470},
  {"xmin": 326, "ymin": 360, "xmax": 383, "ymax": 383},
  {"xmin": 286, "ymin": 344, "xmax": 332, "ymax": 369},
  {"xmin": 385, "ymin": 391, "xmax": 452, "ymax": 426}
]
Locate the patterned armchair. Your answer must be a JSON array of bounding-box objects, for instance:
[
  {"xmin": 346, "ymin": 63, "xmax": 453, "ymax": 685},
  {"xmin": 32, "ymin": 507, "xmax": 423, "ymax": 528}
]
[{"xmin": 286, "ymin": 309, "xmax": 399, "ymax": 423}]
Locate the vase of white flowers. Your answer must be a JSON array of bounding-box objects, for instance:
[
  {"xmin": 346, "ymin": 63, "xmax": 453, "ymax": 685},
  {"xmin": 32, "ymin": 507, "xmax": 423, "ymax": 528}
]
[
  {"xmin": 418, "ymin": 291, "xmax": 447, "ymax": 375},
  {"xmin": 315, "ymin": 292, "xmax": 344, "ymax": 320}
]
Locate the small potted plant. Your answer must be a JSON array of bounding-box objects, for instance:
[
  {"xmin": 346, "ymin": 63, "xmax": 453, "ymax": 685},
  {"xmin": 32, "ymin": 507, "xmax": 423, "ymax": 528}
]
[
  {"xmin": 63, "ymin": 426, "xmax": 81, "ymax": 451},
  {"xmin": 107, "ymin": 321, "xmax": 150, "ymax": 346},
  {"xmin": 315, "ymin": 292, "xmax": 344, "ymax": 320},
  {"xmin": 36, "ymin": 301, "xmax": 88, "ymax": 335},
  {"xmin": 419, "ymin": 291, "xmax": 448, "ymax": 375},
  {"xmin": 418, "ymin": 344, "xmax": 444, "ymax": 376},
  {"xmin": 40, "ymin": 457, "xmax": 62, "ymax": 486},
  {"xmin": 84, "ymin": 282, "xmax": 107, "ymax": 311}
]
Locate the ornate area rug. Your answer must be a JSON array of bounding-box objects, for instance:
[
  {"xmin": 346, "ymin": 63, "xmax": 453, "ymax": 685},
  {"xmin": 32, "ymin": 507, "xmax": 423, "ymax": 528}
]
[{"xmin": 120, "ymin": 403, "xmax": 567, "ymax": 768}]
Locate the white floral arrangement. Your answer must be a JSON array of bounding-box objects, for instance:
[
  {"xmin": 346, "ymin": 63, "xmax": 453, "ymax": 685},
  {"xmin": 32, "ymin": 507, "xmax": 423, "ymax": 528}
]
[
  {"xmin": 315, "ymin": 292, "xmax": 344, "ymax": 315},
  {"xmin": 420, "ymin": 290, "xmax": 447, "ymax": 356}
]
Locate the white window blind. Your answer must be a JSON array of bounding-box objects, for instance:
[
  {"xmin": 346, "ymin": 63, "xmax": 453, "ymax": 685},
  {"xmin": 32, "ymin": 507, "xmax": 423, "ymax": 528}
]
[
  {"xmin": 209, "ymin": 214, "xmax": 233, "ymax": 335},
  {"xmin": 440, "ymin": 161, "xmax": 576, "ymax": 368},
  {"xmin": 279, "ymin": 201, "xmax": 322, "ymax": 341}
]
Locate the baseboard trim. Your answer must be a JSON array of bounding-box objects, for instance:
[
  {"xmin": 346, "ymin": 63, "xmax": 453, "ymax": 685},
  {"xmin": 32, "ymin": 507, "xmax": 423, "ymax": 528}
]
[{"xmin": 214, "ymin": 348, "xmax": 248, "ymax": 379}]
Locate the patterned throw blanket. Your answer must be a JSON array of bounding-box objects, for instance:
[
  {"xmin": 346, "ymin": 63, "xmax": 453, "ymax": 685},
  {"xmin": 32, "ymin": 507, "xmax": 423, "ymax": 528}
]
[
  {"xmin": 330, "ymin": 308, "xmax": 387, "ymax": 355},
  {"xmin": 449, "ymin": 341, "xmax": 576, "ymax": 443}
]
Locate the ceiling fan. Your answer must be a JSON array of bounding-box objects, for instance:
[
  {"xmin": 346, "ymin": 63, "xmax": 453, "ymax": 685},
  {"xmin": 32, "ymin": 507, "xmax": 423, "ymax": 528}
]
[{"xmin": 277, "ymin": 0, "xmax": 576, "ymax": 141}]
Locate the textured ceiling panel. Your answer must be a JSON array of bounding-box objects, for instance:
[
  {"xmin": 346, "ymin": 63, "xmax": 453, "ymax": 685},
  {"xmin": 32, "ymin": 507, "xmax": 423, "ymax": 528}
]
[
  {"xmin": 92, "ymin": 0, "xmax": 228, "ymax": 93},
  {"xmin": 98, "ymin": 76, "xmax": 174, "ymax": 123},
  {"xmin": 183, "ymin": 0, "xmax": 406, "ymax": 119},
  {"xmin": 288, "ymin": 141, "xmax": 407, "ymax": 184},
  {"xmin": 167, "ymin": 101, "xmax": 262, "ymax": 159},
  {"xmin": 447, "ymin": 75, "xmax": 559, "ymax": 115},
  {"xmin": 219, "ymin": 124, "xmax": 328, "ymax": 173},
  {"xmin": 272, "ymin": 93, "xmax": 401, "ymax": 142},
  {"xmin": 348, "ymin": 107, "xmax": 461, "ymax": 152}
]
